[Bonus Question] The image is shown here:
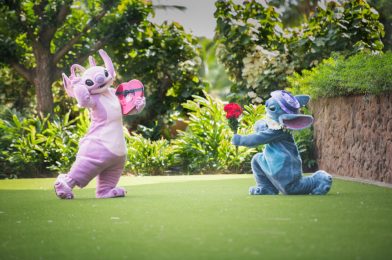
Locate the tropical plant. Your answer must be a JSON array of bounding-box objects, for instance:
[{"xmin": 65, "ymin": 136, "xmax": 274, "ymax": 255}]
[
  {"xmin": 0, "ymin": 108, "xmax": 89, "ymax": 177},
  {"xmin": 124, "ymin": 132, "xmax": 175, "ymax": 175},
  {"xmin": 172, "ymin": 92, "xmax": 260, "ymax": 173},
  {"xmin": 293, "ymin": 124, "xmax": 318, "ymax": 172},
  {"xmin": 0, "ymin": 93, "xmax": 317, "ymax": 177}
]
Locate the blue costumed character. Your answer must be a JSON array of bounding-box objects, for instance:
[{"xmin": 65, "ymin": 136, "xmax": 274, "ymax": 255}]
[{"xmin": 232, "ymin": 90, "xmax": 332, "ymax": 195}]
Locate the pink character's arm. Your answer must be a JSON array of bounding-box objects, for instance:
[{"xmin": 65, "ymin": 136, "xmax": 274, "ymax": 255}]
[{"xmin": 74, "ymin": 85, "xmax": 95, "ymax": 108}]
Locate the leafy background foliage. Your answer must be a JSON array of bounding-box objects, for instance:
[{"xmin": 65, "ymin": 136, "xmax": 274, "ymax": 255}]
[
  {"xmin": 1, "ymin": 0, "xmax": 391, "ymax": 178},
  {"xmin": 0, "ymin": 0, "xmax": 203, "ymax": 131},
  {"xmin": 124, "ymin": 133, "xmax": 175, "ymax": 176},
  {"xmin": 108, "ymin": 20, "xmax": 204, "ymax": 132},
  {"xmin": 173, "ymin": 92, "xmax": 259, "ymax": 173},
  {"xmin": 0, "ymin": 93, "xmax": 263, "ymax": 178},
  {"xmin": 0, "ymin": 109, "xmax": 88, "ymax": 178},
  {"xmin": 214, "ymin": 0, "xmax": 384, "ymax": 103}
]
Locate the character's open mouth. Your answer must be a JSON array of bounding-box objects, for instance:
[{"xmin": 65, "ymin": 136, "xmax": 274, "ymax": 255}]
[{"xmin": 98, "ymin": 83, "xmax": 107, "ymax": 88}]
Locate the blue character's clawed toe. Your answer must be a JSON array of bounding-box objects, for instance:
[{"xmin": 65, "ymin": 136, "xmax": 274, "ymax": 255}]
[
  {"xmin": 249, "ymin": 186, "xmax": 278, "ymax": 195},
  {"xmin": 310, "ymin": 171, "xmax": 333, "ymax": 195}
]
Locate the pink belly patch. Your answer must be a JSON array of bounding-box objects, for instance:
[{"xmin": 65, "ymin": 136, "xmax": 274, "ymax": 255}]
[{"xmin": 115, "ymin": 80, "xmax": 145, "ymax": 115}]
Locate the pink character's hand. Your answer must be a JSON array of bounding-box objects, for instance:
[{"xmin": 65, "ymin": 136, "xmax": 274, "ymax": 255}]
[
  {"xmin": 74, "ymin": 85, "xmax": 95, "ymax": 108},
  {"xmin": 135, "ymin": 97, "xmax": 146, "ymax": 112}
]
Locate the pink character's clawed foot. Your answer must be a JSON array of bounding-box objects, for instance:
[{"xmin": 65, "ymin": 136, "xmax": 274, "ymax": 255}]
[
  {"xmin": 54, "ymin": 174, "xmax": 74, "ymax": 199},
  {"xmin": 96, "ymin": 187, "xmax": 127, "ymax": 199}
]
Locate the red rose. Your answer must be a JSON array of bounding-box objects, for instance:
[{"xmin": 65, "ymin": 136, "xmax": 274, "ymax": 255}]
[
  {"xmin": 224, "ymin": 103, "xmax": 242, "ymax": 134},
  {"xmin": 224, "ymin": 103, "xmax": 242, "ymax": 119}
]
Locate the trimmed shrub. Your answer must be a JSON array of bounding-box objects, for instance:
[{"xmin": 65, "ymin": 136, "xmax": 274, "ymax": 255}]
[{"xmin": 288, "ymin": 52, "xmax": 392, "ymax": 98}]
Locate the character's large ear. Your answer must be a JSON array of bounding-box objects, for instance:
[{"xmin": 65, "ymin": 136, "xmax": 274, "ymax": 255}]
[
  {"xmin": 295, "ymin": 95, "xmax": 310, "ymax": 107},
  {"xmin": 279, "ymin": 114, "xmax": 314, "ymax": 130},
  {"xmin": 99, "ymin": 49, "xmax": 116, "ymax": 78},
  {"xmin": 62, "ymin": 73, "xmax": 74, "ymax": 97},
  {"xmin": 70, "ymin": 64, "xmax": 86, "ymax": 77},
  {"xmin": 88, "ymin": 56, "xmax": 97, "ymax": 67}
]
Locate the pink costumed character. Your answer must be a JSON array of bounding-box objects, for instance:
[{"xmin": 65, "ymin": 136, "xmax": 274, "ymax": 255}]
[{"xmin": 54, "ymin": 49, "xmax": 145, "ymax": 199}]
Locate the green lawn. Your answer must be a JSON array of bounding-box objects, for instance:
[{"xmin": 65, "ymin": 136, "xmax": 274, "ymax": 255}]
[{"xmin": 0, "ymin": 175, "xmax": 392, "ymax": 260}]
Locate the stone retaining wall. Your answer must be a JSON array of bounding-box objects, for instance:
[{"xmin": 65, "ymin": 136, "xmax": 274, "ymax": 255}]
[{"xmin": 310, "ymin": 94, "xmax": 392, "ymax": 184}]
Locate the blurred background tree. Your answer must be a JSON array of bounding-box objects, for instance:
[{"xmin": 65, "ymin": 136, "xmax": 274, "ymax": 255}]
[
  {"xmin": 0, "ymin": 0, "xmax": 203, "ymax": 129},
  {"xmin": 367, "ymin": 0, "xmax": 392, "ymax": 50},
  {"xmin": 1, "ymin": 0, "xmax": 146, "ymax": 116},
  {"xmin": 198, "ymin": 37, "xmax": 231, "ymax": 98},
  {"xmin": 269, "ymin": 0, "xmax": 392, "ymax": 50},
  {"xmin": 108, "ymin": 20, "xmax": 203, "ymax": 136}
]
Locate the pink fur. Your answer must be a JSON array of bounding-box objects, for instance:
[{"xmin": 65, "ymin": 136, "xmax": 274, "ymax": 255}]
[{"xmin": 56, "ymin": 49, "xmax": 146, "ymax": 199}]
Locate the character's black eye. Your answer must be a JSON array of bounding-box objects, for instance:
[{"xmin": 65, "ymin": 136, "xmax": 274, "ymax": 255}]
[
  {"xmin": 104, "ymin": 70, "xmax": 109, "ymax": 77},
  {"xmin": 269, "ymin": 105, "xmax": 276, "ymax": 112},
  {"xmin": 85, "ymin": 79, "xmax": 94, "ymax": 86}
]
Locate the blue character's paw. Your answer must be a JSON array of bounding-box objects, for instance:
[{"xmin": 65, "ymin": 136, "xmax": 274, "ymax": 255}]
[
  {"xmin": 231, "ymin": 134, "xmax": 241, "ymax": 146},
  {"xmin": 311, "ymin": 170, "xmax": 332, "ymax": 195},
  {"xmin": 249, "ymin": 186, "xmax": 278, "ymax": 195}
]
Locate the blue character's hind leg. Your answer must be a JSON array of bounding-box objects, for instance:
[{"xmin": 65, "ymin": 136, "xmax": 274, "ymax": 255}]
[
  {"xmin": 286, "ymin": 170, "xmax": 332, "ymax": 195},
  {"xmin": 249, "ymin": 153, "xmax": 279, "ymax": 195}
]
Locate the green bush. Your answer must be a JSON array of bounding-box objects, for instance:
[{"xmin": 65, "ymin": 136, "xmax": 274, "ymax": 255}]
[
  {"xmin": 293, "ymin": 126, "xmax": 318, "ymax": 172},
  {"xmin": 0, "ymin": 93, "xmax": 317, "ymax": 177},
  {"xmin": 172, "ymin": 92, "xmax": 260, "ymax": 173},
  {"xmin": 288, "ymin": 52, "xmax": 392, "ymax": 98},
  {"xmin": 0, "ymin": 109, "xmax": 88, "ymax": 178},
  {"xmin": 124, "ymin": 133, "xmax": 175, "ymax": 175}
]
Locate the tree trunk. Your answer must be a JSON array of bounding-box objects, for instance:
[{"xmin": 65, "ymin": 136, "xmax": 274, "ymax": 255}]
[
  {"xmin": 34, "ymin": 72, "xmax": 55, "ymax": 118},
  {"xmin": 33, "ymin": 45, "xmax": 55, "ymax": 117}
]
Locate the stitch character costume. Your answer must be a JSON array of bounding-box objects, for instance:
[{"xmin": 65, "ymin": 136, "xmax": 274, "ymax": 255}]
[
  {"xmin": 232, "ymin": 90, "xmax": 332, "ymax": 195},
  {"xmin": 54, "ymin": 49, "xmax": 145, "ymax": 199}
]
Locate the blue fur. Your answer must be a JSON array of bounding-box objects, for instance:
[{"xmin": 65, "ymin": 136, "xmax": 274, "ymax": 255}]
[{"xmin": 232, "ymin": 93, "xmax": 332, "ymax": 195}]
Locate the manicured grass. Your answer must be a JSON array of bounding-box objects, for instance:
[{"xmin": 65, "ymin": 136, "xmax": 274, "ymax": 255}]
[{"xmin": 0, "ymin": 175, "xmax": 392, "ymax": 260}]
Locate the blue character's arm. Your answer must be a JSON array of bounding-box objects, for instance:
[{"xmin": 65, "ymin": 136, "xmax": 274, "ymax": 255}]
[
  {"xmin": 232, "ymin": 120, "xmax": 286, "ymax": 147},
  {"xmin": 231, "ymin": 131, "xmax": 282, "ymax": 147}
]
